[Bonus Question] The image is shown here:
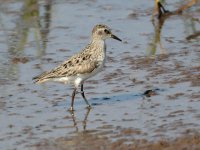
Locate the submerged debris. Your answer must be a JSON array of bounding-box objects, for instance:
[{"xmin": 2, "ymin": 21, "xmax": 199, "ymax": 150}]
[
  {"xmin": 11, "ymin": 57, "xmax": 29, "ymax": 64},
  {"xmin": 143, "ymin": 89, "xmax": 157, "ymax": 97}
]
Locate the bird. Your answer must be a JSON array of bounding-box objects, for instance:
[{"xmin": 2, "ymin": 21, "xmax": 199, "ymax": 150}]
[{"xmin": 33, "ymin": 24, "xmax": 122, "ymax": 111}]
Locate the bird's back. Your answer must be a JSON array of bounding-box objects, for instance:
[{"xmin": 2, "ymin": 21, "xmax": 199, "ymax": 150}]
[{"xmin": 33, "ymin": 41, "xmax": 106, "ymax": 84}]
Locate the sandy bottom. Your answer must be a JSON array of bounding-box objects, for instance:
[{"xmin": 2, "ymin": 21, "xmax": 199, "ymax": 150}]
[{"xmin": 33, "ymin": 132, "xmax": 200, "ymax": 150}]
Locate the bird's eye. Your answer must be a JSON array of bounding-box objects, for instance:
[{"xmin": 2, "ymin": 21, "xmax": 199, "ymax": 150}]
[{"xmin": 104, "ymin": 29, "xmax": 110, "ymax": 34}]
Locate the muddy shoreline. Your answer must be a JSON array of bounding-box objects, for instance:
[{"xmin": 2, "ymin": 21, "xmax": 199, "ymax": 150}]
[{"xmin": 33, "ymin": 131, "xmax": 200, "ymax": 150}]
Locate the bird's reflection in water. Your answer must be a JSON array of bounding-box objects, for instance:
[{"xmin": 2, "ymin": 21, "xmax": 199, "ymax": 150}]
[
  {"xmin": 147, "ymin": 1, "xmax": 170, "ymax": 57},
  {"xmin": 68, "ymin": 108, "xmax": 91, "ymax": 132},
  {"xmin": 147, "ymin": 0, "xmax": 199, "ymax": 58}
]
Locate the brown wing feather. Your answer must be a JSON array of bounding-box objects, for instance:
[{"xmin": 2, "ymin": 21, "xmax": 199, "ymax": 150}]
[
  {"xmin": 33, "ymin": 43, "xmax": 101, "ymax": 83},
  {"xmin": 33, "ymin": 48, "xmax": 99, "ymax": 83},
  {"xmin": 33, "ymin": 61, "xmax": 99, "ymax": 83}
]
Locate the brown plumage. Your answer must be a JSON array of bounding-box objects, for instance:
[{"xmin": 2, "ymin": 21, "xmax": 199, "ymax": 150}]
[
  {"xmin": 33, "ymin": 24, "xmax": 122, "ymax": 111},
  {"xmin": 33, "ymin": 47, "xmax": 99, "ymax": 84}
]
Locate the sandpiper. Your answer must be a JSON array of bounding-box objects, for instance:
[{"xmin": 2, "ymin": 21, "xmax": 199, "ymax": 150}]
[{"xmin": 33, "ymin": 24, "xmax": 122, "ymax": 111}]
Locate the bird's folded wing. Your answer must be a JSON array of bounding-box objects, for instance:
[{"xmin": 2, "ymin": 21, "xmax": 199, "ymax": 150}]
[
  {"xmin": 34, "ymin": 60, "xmax": 100, "ymax": 81},
  {"xmin": 59, "ymin": 60, "xmax": 100, "ymax": 77}
]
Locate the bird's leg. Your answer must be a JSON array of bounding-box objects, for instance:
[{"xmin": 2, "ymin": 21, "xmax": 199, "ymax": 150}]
[
  {"xmin": 69, "ymin": 88, "xmax": 77, "ymax": 111},
  {"xmin": 81, "ymin": 84, "xmax": 91, "ymax": 108},
  {"xmin": 83, "ymin": 107, "xmax": 91, "ymax": 131}
]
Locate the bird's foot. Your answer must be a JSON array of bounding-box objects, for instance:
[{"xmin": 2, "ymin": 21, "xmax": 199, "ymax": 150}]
[
  {"xmin": 68, "ymin": 106, "xmax": 75, "ymax": 112},
  {"xmin": 86, "ymin": 105, "xmax": 92, "ymax": 109}
]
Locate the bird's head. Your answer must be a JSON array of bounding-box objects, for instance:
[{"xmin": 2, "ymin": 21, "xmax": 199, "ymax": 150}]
[{"xmin": 91, "ymin": 24, "xmax": 122, "ymax": 42}]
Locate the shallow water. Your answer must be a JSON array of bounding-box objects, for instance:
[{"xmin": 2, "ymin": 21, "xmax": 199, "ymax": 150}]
[{"xmin": 0, "ymin": 0, "xmax": 200, "ymax": 149}]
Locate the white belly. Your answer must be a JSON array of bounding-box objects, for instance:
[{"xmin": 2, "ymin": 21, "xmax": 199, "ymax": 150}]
[
  {"xmin": 53, "ymin": 60, "xmax": 105, "ymax": 88},
  {"xmin": 74, "ymin": 60, "xmax": 105, "ymax": 87}
]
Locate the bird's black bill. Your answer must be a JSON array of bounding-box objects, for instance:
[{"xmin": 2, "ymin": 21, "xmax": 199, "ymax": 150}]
[{"xmin": 111, "ymin": 34, "xmax": 122, "ymax": 42}]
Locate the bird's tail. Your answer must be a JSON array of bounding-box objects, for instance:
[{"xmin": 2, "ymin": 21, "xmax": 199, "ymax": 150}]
[{"xmin": 33, "ymin": 71, "xmax": 50, "ymax": 84}]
